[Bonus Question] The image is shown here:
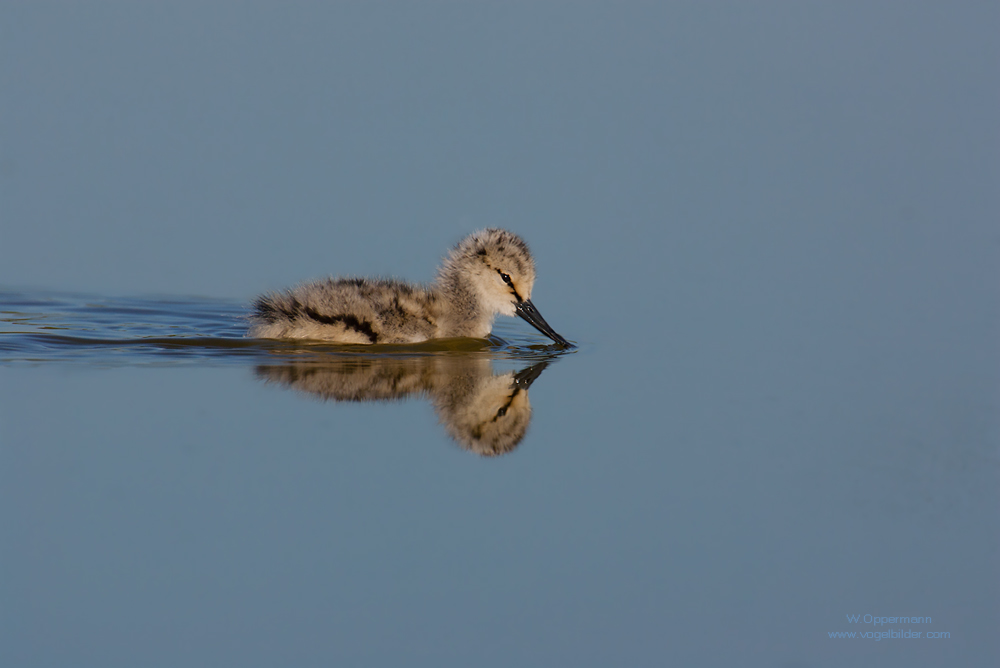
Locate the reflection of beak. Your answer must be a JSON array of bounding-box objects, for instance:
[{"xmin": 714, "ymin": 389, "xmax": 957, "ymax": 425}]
[
  {"xmin": 513, "ymin": 361, "xmax": 549, "ymax": 389},
  {"xmin": 515, "ymin": 300, "xmax": 572, "ymax": 347}
]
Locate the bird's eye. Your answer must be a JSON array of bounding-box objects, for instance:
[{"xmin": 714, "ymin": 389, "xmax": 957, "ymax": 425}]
[
  {"xmin": 496, "ymin": 407, "xmax": 507, "ymax": 417},
  {"xmin": 499, "ymin": 272, "xmax": 512, "ymax": 284}
]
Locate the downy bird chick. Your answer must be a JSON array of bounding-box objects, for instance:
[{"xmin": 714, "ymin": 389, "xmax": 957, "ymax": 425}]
[{"xmin": 249, "ymin": 229, "xmax": 571, "ymax": 346}]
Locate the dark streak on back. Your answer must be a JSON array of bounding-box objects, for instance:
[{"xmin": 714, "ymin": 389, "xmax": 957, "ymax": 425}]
[{"xmin": 303, "ymin": 306, "xmax": 379, "ymax": 343}]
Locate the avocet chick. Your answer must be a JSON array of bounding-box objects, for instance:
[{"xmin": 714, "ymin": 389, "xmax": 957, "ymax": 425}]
[{"xmin": 249, "ymin": 229, "xmax": 571, "ymax": 346}]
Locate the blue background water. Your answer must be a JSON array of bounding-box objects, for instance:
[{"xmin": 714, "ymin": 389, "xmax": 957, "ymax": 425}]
[{"xmin": 2, "ymin": 3, "xmax": 998, "ymax": 667}]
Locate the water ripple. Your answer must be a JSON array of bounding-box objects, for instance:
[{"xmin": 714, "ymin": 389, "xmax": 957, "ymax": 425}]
[{"xmin": 0, "ymin": 290, "xmax": 573, "ymax": 366}]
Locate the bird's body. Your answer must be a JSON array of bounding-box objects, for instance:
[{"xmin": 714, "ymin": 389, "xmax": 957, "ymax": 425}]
[{"xmin": 248, "ymin": 229, "xmax": 570, "ymax": 346}]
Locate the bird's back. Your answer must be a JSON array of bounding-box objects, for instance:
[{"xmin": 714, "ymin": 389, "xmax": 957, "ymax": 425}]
[{"xmin": 249, "ymin": 277, "xmax": 440, "ymax": 344}]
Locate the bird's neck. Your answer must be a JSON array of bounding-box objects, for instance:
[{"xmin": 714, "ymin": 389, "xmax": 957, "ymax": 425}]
[{"xmin": 434, "ymin": 271, "xmax": 493, "ymax": 338}]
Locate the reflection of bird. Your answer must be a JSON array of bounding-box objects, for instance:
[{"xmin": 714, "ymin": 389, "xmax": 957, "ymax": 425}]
[
  {"xmin": 254, "ymin": 357, "xmax": 550, "ymax": 456},
  {"xmin": 249, "ymin": 229, "xmax": 570, "ymax": 346},
  {"xmin": 433, "ymin": 362, "xmax": 547, "ymax": 455}
]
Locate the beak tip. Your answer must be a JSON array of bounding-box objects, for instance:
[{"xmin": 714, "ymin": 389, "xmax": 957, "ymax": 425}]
[{"xmin": 515, "ymin": 299, "xmax": 572, "ymax": 348}]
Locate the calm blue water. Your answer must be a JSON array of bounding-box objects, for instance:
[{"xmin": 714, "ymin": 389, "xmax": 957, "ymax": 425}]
[
  {"xmin": 2, "ymin": 280, "xmax": 997, "ymax": 667},
  {"xmin": 2, "ymin": 3, "xmax": 998, "ymax": 667}
]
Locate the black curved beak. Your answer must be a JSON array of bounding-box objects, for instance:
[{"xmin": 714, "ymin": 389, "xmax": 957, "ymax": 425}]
[{"xmin": 515, "ymin": 300, "xmax": 572, "ymax": 347}]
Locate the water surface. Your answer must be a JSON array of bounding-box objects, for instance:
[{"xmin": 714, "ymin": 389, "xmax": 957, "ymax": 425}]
[{"xmin": 2, "ymin": 286, "xmax": 996, "ymax": 668}]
